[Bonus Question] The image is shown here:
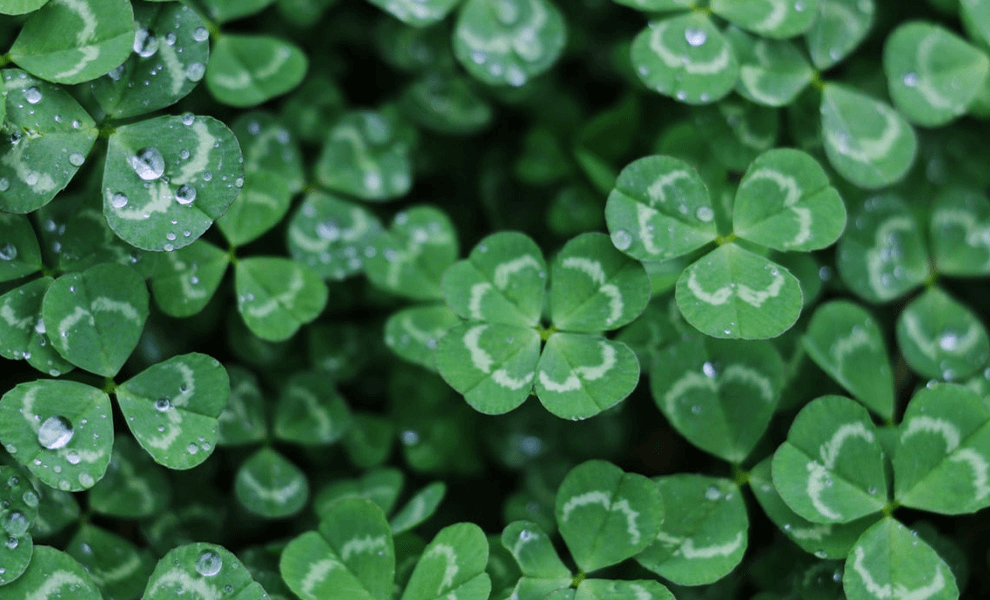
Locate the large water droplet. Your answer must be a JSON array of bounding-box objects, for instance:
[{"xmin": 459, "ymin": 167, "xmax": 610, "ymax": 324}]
[
  {"xmin": 938, "ymin": 332, "xmax": 959, "ymax": 351},
  {"xmin": 24, "ymin": 87, "xmax": 42, "ymax": 105},
  {"xmin": 685, "ymin": 27, "xmax": 708, "ymax": 47},
  {"xmin": 133, "ymin": 28, "xmax": 159, "ymax": 58},
  {"xmin": 195, "ymin": 550, "xmax": 223, "ymax": 576},
  {"xmin": 38, "ymin": 416, "xmax": 74, "ymax": 450},
  {"xmin": 2, "ymin": 511, "xmax": 28, "ymax": 536},
  {"xmin": 130, "ymin": 147, "xmax": 165, "ymax": 181},
  {"xmin": 175, "ymin": 184, "xmax": 197, "ymax": 205},
  {"xmin": 702, "ymin": 361, "xmax": 717, "ymax": 378}
]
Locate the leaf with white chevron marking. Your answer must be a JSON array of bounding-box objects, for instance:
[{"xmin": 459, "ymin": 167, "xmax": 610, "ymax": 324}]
[
  {"xmin": 385, "ymin": 304, "xmax": 461, "ymax": 371},
  {"xmin": 390, "ymin": 481, "xmax": 446, "ymax": 534},
  {"xmin": 366, "ymin": 206, "xmax": 458, "ymax": 300},
  {"xmin": 0, "ymin": 277, "xmax": 75, "ymax": 378},
  {"xmin": 929, "ymin": 187, "xmax": 990, "ymax": 277},
  {"xmin": 0, "ymin": 213, "xmax": 43, "ymax": 282},
  {"xmin": 726, "ymin": 29, "xmax": 814, "ymax": 107},
  {"xmin": 88, "ymin": 436, "xmax": 171, "ymax": 519},
  {"xmin": 501, "ymin": 520, "xmax": 571, "ymax": 597},
  {"xmin": 206, "ymin": 34, "xmax": 307, "ymax": 108},
  {"xmin": 962, "ymin": 0, "xmax": 990, "ymax": 46},
  {"xmin": 235, "ymin": 447, "xmax": 309, "ymax": 518},
  {"xmin": 805, "ymin": 0, "xmax": 874, "ymax": 70},
  {"xmin": 575, "ymin": 579, "xmax": 675, "ymax": 600},
  {"xmin": 0, "ymin": 546, "xmax": 100, "ymax": 599},
  {"xmin": 692, "ymin": 98, "xmax": 780, "ymax": 172},
  {"xmin": 711, "ymin": 0, "xmax": 817, "ymax": 38},
  {"xmin": 66, "ymin": 524, "xmax": 155, "ymax": 600},
  {"xmin": 771, "ymin": 395, "xmax": 887, "ymax": 524},
  {"xmin": 235, "ymin": 257, "xmax": 328, "ymax": 341},
  {"xmin": 895, "ymin": 384, "xmax": 990, "ymax": 514},
  {"xmin": 144, "ymin": 542, "xmax": 269, "ymax": 600},
  {"xmin": 0, "ymin": 0, "xmax": 49, "ymax": 15},
  {"xmin": 895, "ymin": 288, "xmax": 990, "ymax": 381},
  {"xmin": 274, "ymin": 371, "xmax": 352, "ymax": 445},
  {"xmin": 367, "ymin": 0, "xmax": 460, "ymax": 27},
  {"xmin": 555, "ymin": 460, "xmax": 664, "ymax": 573},
  {"xmin": 0, "ymin": 464, "xmax": 38, "ymax": 585},
  {"xmin": 400, "ymin": 522, "xmax": 490, "ymax": 600},
  {"xmin": 287, "ymin": 191, "xmax": 383, "ymax": 282},
  {"xmin": 313, "ymin": 468, "xmax": 405, "ymax": 518},
  {"xmin": 150, "ymin": 239, "xmax": 230, "ymax": 319}
]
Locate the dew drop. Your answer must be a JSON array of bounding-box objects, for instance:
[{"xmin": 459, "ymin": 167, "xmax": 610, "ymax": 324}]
[
  {"xmin": 110, "ymin": 192, "xmax": 129, "ymax": 209},
  {"xmin": 175, "ymin": 184, "xmax": 197, "ymax": 205},
  {"xmin": 154, "ymin": 397, "xmax": 172, "ymax": 412},
  {"xmin": 78, "ymin": 473, "xmax": 94, "ymax": 487},
  {"xmin": 186, "ymin": 62, "xmax": 205, "ymax": 82},
  {"xmin": 187, "ymin": 443, "xmax": 199, "ymax": 454},
  {"xmin": 37, "ymin": 416, "xmax": 73, "ymax": 450},
  {"xmin": 0, "ymin": 243, "xmax": 17, "ymax": 262},
  {"xmin": 192, "ymin": 27, "xmax": 210, "ymax": 42},
  {"xmin": 2, "ymin": 511, "xmax": 28, "ymax": 536},
  {"xmin": 66, "ymin": 451, "xmax": 80, "ymax": 465},
  {"xmin": 68, "ymin": 153, "xmax": 86, "ymax": 167},
  {"xmin": 133, "ymin": 28, "xmax": 159, "ymax": 58},
  {"xmin": 704, "ymin": 486, "xmax": 722, "ymax": 501},
  {"xmin": 181, "ymin": 112, "xmax": 195, "ymax": 126},
  {"xmin": 611, "ymin": 229, "xmax": 632, "ymax": 251},
  {"xmin": 108, "ymin": 65, "xmax": 124, "ymax": 81},
  {"xmin": 401, "ymin": 430, "xmax": 420, "ymax": 445},
  {"xmin": 685, "ymin": 27, "xmax": 708, "ymax": 47},
  {"xmin": 24, "ymin": 87, "xmax": 42, "ymax": 105},
  {"xmin": 702, "ymin": 361, "xmax": 717, "ymax": 378},
  {"xmin": 696, "ymin": 206, "xmax": 715, "ymax": 222},
  {"xmin": 902, "ymin": 72, "xmax": 918, "ymax": 88},
  {"xmin": 130, "ymin": 147, "xmax": 166, "ymax": 181},
  {"xmin": 0, "ymin": 179, "xmax": 9, "ymax": 192},
  {"xmin": 195, "ymin": 550, "xmax": 222, "ymax": 576}
]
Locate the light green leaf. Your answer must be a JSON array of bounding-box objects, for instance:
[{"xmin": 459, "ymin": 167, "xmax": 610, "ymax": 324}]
[
  {"xmin": 42, "ymin": 262, "xmax": 149, "ymax": 377},
  {"xmin": 67, "ymin": 524, "xmax": 155, "ymax": 600},
  {"xmin": 0, "ymin": 0, "xmax": 50, "ymax": 15},
  {"xmin": 502, "ymin": 521, "xmax": 570, "ymax": 579},
  {"xmin": 636, "ymin": 475, "xmax": 747, "ymax": 586},
  {"xmin": 201, "ymin": 0, "xmax": 275, "ymax": 23},
  {"xmin": 281, "ymin": 498, "xmax": 395, "ymax": 600},
  {"xmin": 693, "ymin": 98, "xmax": 779, "ymax": 171},
  {"xmin": 0, "ymin": 546, "xmax": 100, "ymax": 599},
  {"xmin": 89, "ymin": 2, "xmax": 210, "ymax": 118},
  {"xmin": 805, "ymin": 0, "xmax": 874, "ymax": 70},
  {"xmin": 576, "ymin": 580, "xmax": 675, "ymax": 600},
  {"xmin": 802, "ymin": 300, "xmax": 894, "ymax": 419},
  {"xmin": 436, "ymin": 322, "xmax": 540, "ymax": 414},
  {"xmin": 235, "ymin": 257, "xmax": 329, "ymax": 341},
  {"xmin": 820, "ymin": 84, "xmax": 917, "ymax": 189},
  {"xmin": 400, "ymin": 522, "xmax": 490, "ymax": 600},
  {"xmin": 0, "ymin": 466, "xmax": 37, "ymax": 586},
  {"xmin": 207, "ymin": 34, "xmax": 307, "ymax": 107},
  {"xmin": 711, "ymin": 0, "xmax": 817, "ymax": 38},
  {"xmin": 894, "ymin": 384, "xmax": 990, "ymax": 514},
  {"xmin": 843, "ymin": 518, "xmax": 958, "ymax": 600},
  {"xmin": 314, "ymin": 468, "xmax": 404, "ymax": 518},
  {"xmin": 366, "ymin": 206, "xmax": 458, "ymax": 300},
  {"xmin": 536, "ymin": 334, "xmax": 640, "ymax": 420},
  {"xmin": 0, "ymin": 380, "xmax": 113, "ymax": 492},
  {"xmin": 235, "ymin": 447, "xmax": 309, "ymax": 518},
  {"xmin": 150, "ymin": 239, "xmax": 230, "ymax": 318},
  {"xmin": 116, "ymin": 353, "xmax": 228, "ymax": 470},
  {"xmin": 675, "ymin": 243, "xmax": 803, "ymax": 339},
  {"xmin": 315, "ymin": 110, "xmax": 414, "ymax": 202},
  {"xmin": 274, "ymin": 371, "xmax": 352, "ymax": 445},
  {"xmin": 0, "ymin": 70, "xmax": 97, "ymax": 214},
  {"xmin": 442, "ymin": 232, "xmax": 545, "ymax": 326},
  {"xmin": 88, "ymin": 435, "xmax": 171, "ymax": 518},
  {"xmin": 727, "ymin": 29, "xmax": 814, "ymax": 107},
  {"xmin": 0, "ymin": 213, "xmax": 42, "ymax": 282},
  {"xmin": 962, "ymin": 0, "xmax": 990, "ymax": 46},
  {"xmin": 453, "ymin": 0, "xmax": 567, "ymax": 88},
  {"xmin": 287, "ymin": 191, "xmax": 383, "ymax": 281},
  {"xmin": 631, "ymin": 13, "xmax": 739, "ymax": 105},
  {"xmin": 8, "ymin": 0, "xmax": 134, "ymax": 84},
  {"xmin": 555, "ymin": 460, "xmax": 664, "ymax": 573},
  {"xmin": 896, "ymin": 287, "xmax": 989, "ymax": 381},
  {"xmin": 835, "ymin": 194, "xmax": 930, "ymax": 304},
  {"xmin": 611, "ymin": 0, "xmax": 694, "ymax": 10},
  {"xmin": 929, "ymin": 187, "xmax": 990, "ymax": 276},
  {"xmin": 144, "ymin": 543, "xmax": 269, "ymax": 600},
  {"xmin": 216, "ymin": 365, "xmax": 268, "ymax": 446},
  {"xmin": 733, "ymin": 148, "xmax": 846, "ymax": 251},
  {"xmin": 103, "ymin": 114, "xmax": 244, "ymax": 252},
  {"xmin": 772, "ymin": 395, "xmax": 888, "ymax": 524},
  {"xmin": 231, "ymin": 112, "xmax": 305, "ymax": 194},
  {"xmin": 367, "ymin": 0, "xmax": 459, "ymax": 27},
  {"xmin": 650, "ymin": 335, "xmax": 783, "ymax": 463},
  {"xmin": 390, "ymin": 481, "xmax": 446, "ymax": 533},
  {"xmin": 385, "ymin": 304, "xmax": 461, "ymax": 371},
  {"xmin": 605, "ymin": 155, "xmax": 717, "ymax": 261},
  {"xmin": 884, "ymin": 22, "xmax": 989, "ymax": 127},
  {"xmin": 400, "ymin": 72, "xmax": 493, "ymax": 135},
  {"xmin": 0, "ymin": 278, "xmax": 73, "ymax": 378}
]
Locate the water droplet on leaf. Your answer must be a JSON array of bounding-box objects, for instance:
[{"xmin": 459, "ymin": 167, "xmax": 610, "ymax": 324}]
[
  {"xmin": 195, "ymin": 550, "xmax": 223, "ymax": 576},
  {"xmin": 37, "ymin": 415, "xmax": 73, "ymax": 450}
]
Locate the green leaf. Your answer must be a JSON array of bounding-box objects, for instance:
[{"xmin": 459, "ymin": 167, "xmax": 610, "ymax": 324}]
[
  {"xmin": 400, "ymin": 522, "xmax": 490, "ymax": 600},
  {"xmin": 605, "ymin": 155, "xmax": 717, "ymax": 261},
  {"xmin": 0, "ymin": 466, "xmax": 37, "ymax": 586},
  {"xmin": 835, "ymin": 194, "xmax": 930, "ymax": 304},
  {"xmin": 89, "ymin": 2, "xmax": 211, "ymax": 118},
  {"xmin": 0, "ymin": 70, "xmax": 97, "ymax": 214},
  {"xmin": 231, "ymin": 111, "xmax": 305, "ymax": 195},
  {"xmin": 207, "ymin": 34, "xmax": 307, "ymax": 107},
  {"xmin": 555, "ymin": 460, "xmax": 664, "ymax": 572},
  {"xmin": 0, "ymin": 0, "xmax": 49, "ymax": 15},
  {"xmin": 548, "ymin": 233, "xmax": 650, "ymax": 332},
  {"xmin": 820, "ymin": 84, "xmax": 917, "ymax": 189},
  {"xmin": 8, "ymin": 0, "xmax": 134, "ymax": 84},
  {"xmin": 452, "ymin": 0, "xmax": 567, "ymax": 88},
  {"xmin": 385, "ymin": 304, "xmax": 461, "ymax": 371},
  {"xmin": 675, "ymin": 243, "xmax": 803, "ymax": 339},
  {"xmin": 631, "ymin": 13, "xmax": 739, "ymax": 105},
  {"xmin": 0, "ymin": 546, "xmax": 100, "ymax": 599},
  {"xmin": 962, "ymin": 0, "xmax": 990, "ymax": 46},
  {"xmin": 216, "ymin": 365, "xmax": 268, "ymax": 446},
  {"xmin": 67, "ymin": 524, "xmax": 155, "ymax": 600},
  {"xmin": 692, "ymin": 98, "xmax": 779, "ymax": 172},
  {"xmin": 896, "ymin": 287, "xmax": 989, "ymax": 381},
  {"xmin": 536, "ymin": 334, "xmax": 640, "ymax": 420},
  {"xmin": 390, "ymin": 481, "xmax": 446, "ymax": 533},
  {"xmin": 144, "ymin": 543, "xmax": 269, "ymax": 600},
  {"xmin": 727, "ymin": 29, "xmax": 814, "ymax": 107},
  {"xmin": 116, "ymin": 353, "xmax": 228, "ymax": 470},
  {"xmin": 287, "ymin": 191, "xmax": 383, "ymax": 281},
  {"xmin": 929, "ymin": 187, "xmax": 990, "ymax": 276},
  {"xmin": 235, "ymin": 447, "xmax": 309, "ymax": 518},
  {"xmin": 772, "ymin": 395, "xmax": 887, "ymax": 524},
  {"xmin": 0, "ymin": 278, "xmax": 73, "ymax": 378},
  {"xmin": 42, "ymin": 262, "xmax": 149, "ymax": 377},
  {"xmin": 884, "ymin": 22, "xmax": 990, "ymax": 127},
  {"xmin": 344, "ymin": 413, "xmax": 396, "ymax": 469},
  {"xmin": 843, "ymin": 518, "xmax": 958, "ymax": 600},
  {"xmin": 611, "ymin": 0, "xmax": 694, "ymax": 10},
  {"xmin": 314, "ymin": 468, "xmax": 404, "ymax": 517},
  {"xmin": 650, "ymin": 335, "xmax": 784, "ymax": 463},
  {"xmin": 55, "ymin": 198, "xmax": 160, "ymax": 278},
  {"xmin": 436, "ymin": 322, "xmax": 540, "ymax": 414},
  {"xmin": 733, "ymin": 148, "xmax": 846, "ymax": 252},
  {"xmin": 576, "ymin": 580, "xmax": 675, "ymax": 600},
  {"xmin": 802, "ymin": 300, "xmax": 895, "ymax": 419},
  {"xmin": 0, "ymin": 380, "xmax": 113, "ymax": 492},
  {"xmin": 150, "ymin": 240, "xmax": 230, "ymax": 318},
  {"xmin": 315, "ymin": 110, "xmax": 414, "ymax": 202},
  {"xmin": 443, "ymin": 232, "xmax": 546, "ymax": 326},
  {"xmin": 400, "ymin": 72, "xmax": 494, "ymax": 135},
  {"xmin": 366, "ymin": 206, "xmax": 459, "ymax": 300},
  {"xmin": 274, "ymin": 371, "xmax": 352, "ymax": 445},
  {"xmin": 710, "ymin": 0, "xmax": 818, "ymax": 38},
  {"xmin": 805, "ymin": 0, "xmax": 874, "ymax": 70},
  {"xmin": 367, "ymin": 0, "xmax": 460, "ymax": 27},
  {"xmin": 636, "ymin": 475, "xmax": 747, "ymax": 586},
  {"xmin": 281, "ymin": 498, "xmax": 395, "ymax": 600},
  {"xmin": 894, "ymin": 384, "xmax": 990, "ymax": 514},
  {"xmin": 103, "ymin": 114, "xmax": 244, "ymax": 252},
  {"xmin": 0, "ymin": 213, "xmax": 42, "ymax": 282},
  {"xmin": 502, "ymin": 520, "xmax": 571, "ymax": 579},
  {"xmin": 29, "ymin": 479, "xmax": 79, "ymax": 539},
  {"xmin": 88, "ymin": 435, "xmax": 171, "ymax": 518},
  {"xmin": 235, "ymin": 257, "xmax": 329, "ymax": 341},
  {"xmin": 749, "ymin": 457, "xmax": 877, "ymax": 559},
  {"xmin": 201, "ymin": 0, "xmax": 275, "ymax": 23}
]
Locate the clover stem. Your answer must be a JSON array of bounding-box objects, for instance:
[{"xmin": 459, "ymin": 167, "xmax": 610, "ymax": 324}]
[
  {"xmin": 227, "ymin": 246, "xmax": 239, "ymax": 266},
  {"xmin": 571, "ymin": 571, "xmax": 586, "ymax": 589},
  {"xmin": 732, "ymin": 464, "xmax": 750, "ymax": 487},
  {"xmin": 715, "ymin": 233, "xmax": 737, "ymax": 247},
  {"xmin": 102, "ymin": 377, "xmax": 118, "ymax": 395},
  {"xmin": 536, "ymin": 324, "xmax": 557, "ymax": 342},
  {"xmin": 810, "ymin": 72, "xmax": 827, "ymax": 92},
  {"xmin": 882, "ymin": 499, "xmax": 901, "ymax": 518}
]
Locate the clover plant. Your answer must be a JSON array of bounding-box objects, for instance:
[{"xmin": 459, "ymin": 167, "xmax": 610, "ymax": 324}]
[{"xmin": 3, "ymin": 0, "xmax": 990, "ymax": 599}]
